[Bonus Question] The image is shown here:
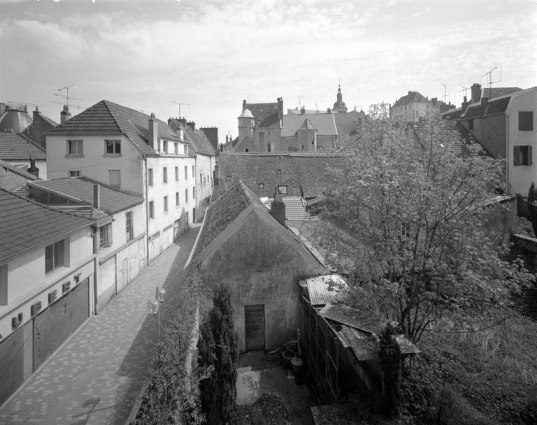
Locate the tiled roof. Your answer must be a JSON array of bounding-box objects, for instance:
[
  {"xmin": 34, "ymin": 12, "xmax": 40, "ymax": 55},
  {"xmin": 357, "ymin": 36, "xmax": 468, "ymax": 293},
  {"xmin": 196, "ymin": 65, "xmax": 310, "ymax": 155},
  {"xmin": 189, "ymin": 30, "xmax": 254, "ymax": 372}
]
[
  {"xmin": 282, "ymin": 114, "xmax": 337, "ymax": 137},
  {"xmin": 198, "ymin": 181, "xmax": 255, "ymax": 251},
  {"xmin": 0, "ymin": 188, "xmax": 93, "ymax": 262},
  {"xmin": 245, "ymin": 102, "xmax": 280, "ymax": 127},
  {"xmin": 46, "ymin": 100, "xmax": 182, "ymax": 156},
  {"xmin": 392, "ymin": 91, "xmax": 429, "ymax": 108},
  {"xmin": 460, "ymin": 95, "xmax": 512, "ymax": 120},
  {"xmin": 0, "ymin": 132, "xmax": 46, "ymax": 160},
  {"xmin": 333, "ymin": 110, "xmax": 366, "ymax": 136},
  {"xmin": 442, "ymin": 108, "xmax": 463, "ymax": 120},
  {"xmin": 461, "ymin": 104, "xmax": 483, "ymax": 119},
  {"xmin": 185, "ymin": 127, "xmax": 217, "ymax": 157},
  {"xmin": 483, "ymin": 87, "xmax": 522, "ymax": 98},
  {"xmin": 0, "ymin": 159, "xmax": 39, "ymax": 181},
  {"xmin": 485, "ymin": 96, "xmax": 511, "ymax": 115},
  {"xmin": 304, "ymin": 274, "xmax": 348, "ymax": 305},
  {"xmin": 28, "ymin": 176, "xmax": 143, "ymax": 214},
  {"xmin": 411, "ymin": 121, "xmax": 477, "ymax": 157},
  {"xmin": 219, "ymin": 152, "xmax": 348, "ymax": 197}
]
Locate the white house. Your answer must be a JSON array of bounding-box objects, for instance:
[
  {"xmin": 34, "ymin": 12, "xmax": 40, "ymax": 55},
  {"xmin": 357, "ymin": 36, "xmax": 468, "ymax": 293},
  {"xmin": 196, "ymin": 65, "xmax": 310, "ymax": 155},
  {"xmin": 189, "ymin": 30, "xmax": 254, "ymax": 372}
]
[
  {"xmin": 0, "ymin": 189, "xmax": 96, "ymax": 405},
  {"xmin": 45, "ymin": 100, "xmax": 197, "ymax": 264}
]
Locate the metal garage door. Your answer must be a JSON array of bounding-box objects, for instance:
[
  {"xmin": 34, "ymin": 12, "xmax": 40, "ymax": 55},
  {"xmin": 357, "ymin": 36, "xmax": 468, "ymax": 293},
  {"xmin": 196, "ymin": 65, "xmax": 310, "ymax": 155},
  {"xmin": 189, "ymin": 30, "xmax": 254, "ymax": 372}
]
[
  {"xmin": 33, "ymin": 277, "xmax": 89, "ymax": 370},
  {"xmin": 245, "ymin": 305, "xmax": 265, "ymax": 351}
]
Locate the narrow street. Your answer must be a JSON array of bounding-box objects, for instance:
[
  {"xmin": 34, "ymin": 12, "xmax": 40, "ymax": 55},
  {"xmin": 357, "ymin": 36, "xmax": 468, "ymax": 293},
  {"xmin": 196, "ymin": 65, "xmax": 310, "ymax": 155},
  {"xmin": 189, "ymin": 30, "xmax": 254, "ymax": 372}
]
[{"xmin": 0, "ymin": 226, "xmax": 200, "ymax": 425}]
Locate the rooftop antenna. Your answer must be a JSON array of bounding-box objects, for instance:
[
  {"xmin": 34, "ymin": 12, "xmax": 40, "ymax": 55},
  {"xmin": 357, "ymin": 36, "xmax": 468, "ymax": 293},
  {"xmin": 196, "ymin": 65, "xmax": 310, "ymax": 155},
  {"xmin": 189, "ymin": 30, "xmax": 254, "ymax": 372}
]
[
  {"xmin": 459, "ymin": 84, "xmax": 470, "ymax": 98},
  {"xmin": 441, "ymin": 84, "xmax": 450, "ymax": 104},
  {"xmin": 244, "ymin": 94, "xmax": 252, "ymax": 103},
  {"xmin": 53, "ymin": 84, "xmax": 83, "ymax": 109},
  {"xmin": 6, "ymin": 101, "xmax": 44, "ymax": 111},
  {"xmin": 298, "ymin": 96, "xmax": 304, "ymax": 108},
  {"xmin": 480, "ymin": 67, "xmax": 502, "ymax": 95},
  {"xmin": 48, "ymin": 100, "xmax": 82, "ymax": 113},
  {"xmin": 170, "ymin": 101, "xmax": 189, "ymax": 118}
]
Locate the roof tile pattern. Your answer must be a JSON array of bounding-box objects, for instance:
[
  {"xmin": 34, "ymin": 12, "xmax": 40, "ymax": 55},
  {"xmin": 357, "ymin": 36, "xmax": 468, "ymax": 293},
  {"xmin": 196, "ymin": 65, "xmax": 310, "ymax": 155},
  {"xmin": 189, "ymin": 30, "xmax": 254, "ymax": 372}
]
[
  {"xmin": 0, "ymin": 133, "xmax": 46, "ymax": 160},
  {"xmin": 219, "ymin": 153, "xmax": 347, "ymax": 197},
  {"xmin": 46, "ymin": 100, "xmax": 182, "ymax": 156},
  {"xmin": 185, "ymin": 127, "xmax": 217, "ymax": 156},
  {"xmin": 245, "ymin": 102, "xmax": 280, "ymax": 127},
  {"xmin": 28, "ymin": 177, "xmax": 143, "ymax": 214},
  {"xmin": 282, "ymin": 114, "xmax": 337, "ymax": 137},
  {"xmin": 392, "ymin": 91, "xmax": 429, "ymax": 108},
  {"xmin": 0, "ymin": 188, "xmax": 93, "ymax": 261}
]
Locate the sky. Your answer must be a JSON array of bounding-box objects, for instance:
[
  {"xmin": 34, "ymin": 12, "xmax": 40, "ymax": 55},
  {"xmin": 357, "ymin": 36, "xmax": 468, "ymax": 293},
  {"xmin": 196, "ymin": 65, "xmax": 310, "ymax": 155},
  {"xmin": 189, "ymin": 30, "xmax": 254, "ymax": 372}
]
[{"xmin": 0, "ymin": 0, "xmax": 536, "ymax": 142}]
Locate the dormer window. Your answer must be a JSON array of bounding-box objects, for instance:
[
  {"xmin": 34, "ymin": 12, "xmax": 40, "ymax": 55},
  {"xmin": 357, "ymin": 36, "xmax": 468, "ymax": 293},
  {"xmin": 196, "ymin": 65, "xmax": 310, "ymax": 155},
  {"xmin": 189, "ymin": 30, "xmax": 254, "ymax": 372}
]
[{"xmin": 162, "ymin": 140, "xmax": 169, "ymax": 154}]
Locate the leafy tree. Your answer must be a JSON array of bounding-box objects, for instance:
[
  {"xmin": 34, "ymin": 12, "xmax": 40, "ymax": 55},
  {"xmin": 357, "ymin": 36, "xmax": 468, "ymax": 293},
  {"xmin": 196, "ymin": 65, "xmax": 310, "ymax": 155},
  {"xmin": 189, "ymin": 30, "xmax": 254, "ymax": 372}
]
[
  {"xmin": 198, "ymin": 285, "xmax": 239, "ymax": 424},
  {"xmin": 527, "ymin": 182, "xmax": 537, "ymax": 237},
  {"xmin": 379, "ymin": 322, "xmax": 402, "ymax": 417},
  {"xmin": 318, "ymin": 103, "xmax": 532, "ymax": 343}
]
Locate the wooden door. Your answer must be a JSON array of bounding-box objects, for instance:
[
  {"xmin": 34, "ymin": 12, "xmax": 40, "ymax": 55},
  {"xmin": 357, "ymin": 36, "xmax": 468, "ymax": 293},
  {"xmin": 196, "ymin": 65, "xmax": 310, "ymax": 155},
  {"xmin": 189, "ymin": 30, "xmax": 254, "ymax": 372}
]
[{"xmin": 245, "ymin": 305, "xmax": 265, "ymax": 351}]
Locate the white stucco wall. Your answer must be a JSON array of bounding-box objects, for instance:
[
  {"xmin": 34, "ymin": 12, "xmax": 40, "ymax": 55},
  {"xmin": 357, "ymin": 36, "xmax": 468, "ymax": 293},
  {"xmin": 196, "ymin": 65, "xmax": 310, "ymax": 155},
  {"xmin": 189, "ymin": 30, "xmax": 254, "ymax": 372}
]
[{"xmin": 506, "ymin": 88, "xmax": 537, "ymax": 195}]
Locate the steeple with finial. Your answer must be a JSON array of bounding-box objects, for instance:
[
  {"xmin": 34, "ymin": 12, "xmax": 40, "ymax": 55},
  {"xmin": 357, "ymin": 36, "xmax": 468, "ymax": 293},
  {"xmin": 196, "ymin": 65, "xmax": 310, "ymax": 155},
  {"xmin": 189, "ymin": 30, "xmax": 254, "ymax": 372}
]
[{"xmin": 333, "ymin": 79, "xmax": 348, "ymax": 113}]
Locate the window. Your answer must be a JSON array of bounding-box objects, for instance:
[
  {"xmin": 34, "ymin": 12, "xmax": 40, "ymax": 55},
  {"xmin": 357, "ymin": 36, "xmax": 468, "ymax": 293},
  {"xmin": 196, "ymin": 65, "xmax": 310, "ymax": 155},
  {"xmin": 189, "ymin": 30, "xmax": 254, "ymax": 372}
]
[
  {"xmin": 519, "ymin": 111, "xmax": 534, "ymax": 131},
  {"xmin": 184, "ymin": 166, "xmax": 188, "ymax": 179},
  {"xmin": 99, "ymin": 224, "xmax": 113, "ymax": 248},
  {"xmin": 301, "ymin": 145, "xmax": 305, "ymax": 150},
  {"xmin": 468, "ymin": 119, "xmax": 474, "ymax": 130},
  {"xmin": 69, "ymin": 170, "xmax": 80, "ymax": 177},
  {"xmin": 163, "ymin": 167, "xmax": 168, "ymax": 184},
  {"xmin": 126, "ymin": 211, "xmax": 133, "ymax": 240},
  {"xmin": 175, "ymin": 167, "xmax": 179, "ymax": 181},
  {"xmin": 164, "ymin": 196, "xmax": 168, "ymax": 213},
  {"xmin": 67, "ymin": 140, "xmax": 83, "ymax": 156},
  {"xmin": 0, "ymin": 264, "xmax": 7, "ymax": 305},
  {"xmin": 200, "ymin": 173, "xmax": 202, "ymax": 184},
  {"xmin": 45, "ymin": 240, "xmax": 65, "ymax": 274},
  {"xmin": 105, "ymin": 140, "xmax": 121, "ymax": 154},
  {"xmin": 514, "ymin": 145, "xmax": 533, "ymax": 166},
  {"xmin": 259, "ymin": 183, "xmax": 265, "ymax": 189},
  {"xmin": 192, "ymin": 187, "xmax": 195, "ymax": 199},
  {"xmin": 184, "ymin": 145, "xmax": 187, "ymax": 154},
  {"xmin": 277, "ymin": 185, "xmax": 288, "ymax": 195},
  {"xmin": 185, "ymin": 188, "xmax": 188, "ymax": 203},
  {"xmin": 163, "ymin": 140, "xmax": 168, "ymax": 153},
  {"xmin": 245, "ymin": 148, "xmax": 249, "ymax": 152},
  {"xmin": 176, "ymin": 192, "xmax": 179, "ymax": 207},
  {"xmin": 192, "ymin": 165, "xmax": 194, "ymax": 178},
  {"xmin": 149, "ymin": 168, "xmax": 154, "ymax": 187},
  {"xmin": 149, "ymin": 201, "xmax": 154, "ymax": 219},
  {"xmin": 109, "ymin": 170, "xmax": 121, "ymax": 188},
  {"xmin": 174, "ymin": 143, "xmax": 179, "ymax": 154}
]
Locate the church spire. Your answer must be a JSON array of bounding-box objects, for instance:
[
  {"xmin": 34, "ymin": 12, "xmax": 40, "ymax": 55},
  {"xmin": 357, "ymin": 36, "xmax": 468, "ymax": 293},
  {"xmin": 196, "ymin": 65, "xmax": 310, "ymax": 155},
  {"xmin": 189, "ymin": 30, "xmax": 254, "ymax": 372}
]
[{"xmin": 333, "ymin": 80, "xmax": 347, "ymax": 113}]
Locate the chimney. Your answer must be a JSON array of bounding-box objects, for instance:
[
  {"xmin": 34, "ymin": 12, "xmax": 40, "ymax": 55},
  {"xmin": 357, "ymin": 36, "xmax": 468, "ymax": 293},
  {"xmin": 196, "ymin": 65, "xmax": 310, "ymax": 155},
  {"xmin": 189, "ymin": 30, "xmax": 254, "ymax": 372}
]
[
  {"xmin": 461, "ymin": 96, "xmax": 469, "ymax": 113},
  {"xmin": 471, "ymin": 83, "xmax": 481, "ymax": 103},
  {"xmin": 93, "ymin": 184, "xmax": 100, "ymax": 210},
  {"xmin": 148, "ymin": 113, "xmax": 158, "ymax": 150},
  {"xmin": 243, "ymin": 99, "xmax": 247, "ymax": 109},
  {"xmin": 301, "ymin": 106, "xmax": 305, "ymax": 115},
  {"xmin": 33, "ymin": 106, "xmax": 41, "ymax": 122},
  {"xmin": 481, "ymin": 97, "xmax": 489, "ymax": 114},
  {"xmin": 28, "ymin": 158, "xmax": 39, "ymax": 178},
  {"xmin": 187, "ymin": 121, "xmax": 195, "ymax": 131},
  {"xmin": 271, "ymin": 194, "xmax": 286, "ymax": 225},
  {"xmin": 60, "ymin": 105, "xmax": 71, "ymax": 124}
]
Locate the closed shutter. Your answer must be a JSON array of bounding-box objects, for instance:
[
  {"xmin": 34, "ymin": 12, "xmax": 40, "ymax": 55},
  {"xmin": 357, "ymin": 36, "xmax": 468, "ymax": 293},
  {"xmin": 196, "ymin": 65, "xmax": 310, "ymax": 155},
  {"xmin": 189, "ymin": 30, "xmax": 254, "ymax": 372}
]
[
  {"xmin": 529, "ymin": 146, "xmax": 533, "ymax": 166},
  {"xmin": 514, "ymin": 146, "xmax": 521, "ymax": 166},
  {"xmin": 245, "ymin": 305, "xmax": 265, "ymax": 351}
]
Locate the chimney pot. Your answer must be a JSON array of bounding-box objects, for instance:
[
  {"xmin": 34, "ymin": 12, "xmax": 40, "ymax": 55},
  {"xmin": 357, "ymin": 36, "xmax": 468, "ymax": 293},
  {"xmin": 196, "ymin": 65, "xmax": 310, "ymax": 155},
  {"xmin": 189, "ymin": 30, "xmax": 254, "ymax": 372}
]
[
  {"xmin": 271, "ymin": 195, "xmax": 286, "ymax": 225},
  {"xmin": 93, "ymin": 184, "xmax": 100, "ymax": 209},
  {"xmin": 471, "ymin": 83, "xmax": 481, "ymax": 103}
]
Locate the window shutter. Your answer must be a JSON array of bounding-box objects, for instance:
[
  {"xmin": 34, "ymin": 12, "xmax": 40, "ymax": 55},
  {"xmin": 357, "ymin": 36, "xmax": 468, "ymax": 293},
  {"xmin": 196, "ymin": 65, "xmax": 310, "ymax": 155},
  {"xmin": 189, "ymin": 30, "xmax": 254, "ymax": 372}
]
[
  {"xmin": 529, "ymin": 146, "xmax": 533, "ymax": 166},
  {"xmin": 514, "ymin": 146, "xmax": 521, "ymax": 166},
  {"xmin": 108, "ymin": 224, "xmax": 113, "ymax": 246}
]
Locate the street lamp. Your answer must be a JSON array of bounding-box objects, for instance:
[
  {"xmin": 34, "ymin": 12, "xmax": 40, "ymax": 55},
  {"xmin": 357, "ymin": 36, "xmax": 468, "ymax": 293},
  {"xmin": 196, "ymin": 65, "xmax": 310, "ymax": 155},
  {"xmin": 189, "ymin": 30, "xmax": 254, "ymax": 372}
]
[{"xmin": 147, "ymin": 286, "xmax": 165, "ymax": 339}]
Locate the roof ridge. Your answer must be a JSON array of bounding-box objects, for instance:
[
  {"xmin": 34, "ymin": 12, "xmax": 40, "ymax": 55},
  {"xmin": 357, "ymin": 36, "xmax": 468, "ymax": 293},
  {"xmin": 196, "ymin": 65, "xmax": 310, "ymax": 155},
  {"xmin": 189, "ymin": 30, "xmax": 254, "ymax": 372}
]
[
  {"xmin": 18, "ymin": 132, "xmax": 46, "ymax": 152},
  {"xmin": 102, "ymin": 100, "xmax": 127, "ymax": 135}
]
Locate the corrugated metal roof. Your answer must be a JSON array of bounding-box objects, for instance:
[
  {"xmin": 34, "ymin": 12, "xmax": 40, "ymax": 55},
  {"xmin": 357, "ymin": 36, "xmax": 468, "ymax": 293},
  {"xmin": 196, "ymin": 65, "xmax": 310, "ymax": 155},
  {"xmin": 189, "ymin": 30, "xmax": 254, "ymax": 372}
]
[
  {"xmin": 338, "ymin": 324, "xmax": 380, "ymax": 361},
  {"xmin": 319, "ymin": 303, "xmax": 383, "ymax": 334},
  {"xmin": 305, "ymin": 274, "xmax": 348, "ymax": 305}
]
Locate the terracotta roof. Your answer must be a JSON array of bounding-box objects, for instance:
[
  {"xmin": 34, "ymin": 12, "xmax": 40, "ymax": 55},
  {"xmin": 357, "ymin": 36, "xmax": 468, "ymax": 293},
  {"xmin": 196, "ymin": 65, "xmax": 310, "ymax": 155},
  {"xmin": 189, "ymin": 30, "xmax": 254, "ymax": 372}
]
[
  {"xmin": 392, "ymin": 91, "xmax": 429, "ymax": 108},
  {"xmin": 28, "ymin": 176, "xmax": 143, "ymax": 214},
  {"xmin": 245, "ymin": 102, "xmax": 280, "ymax": 127},
  {"xmin": 219, "ymin": 152, "xmax": 347, "ymax": 197},
  {"xmin": 46, "ymin": 100, "xmax": 182, "ymax": 156},
  {"xmin": 0, "ymin": 188, "xmax": 93, "ymax": 262},
  {"xmin": 185, "ymin": 127, "xmax": 217, "ymax": 157},
  {"xmin": 282, "ymin": 114, "xmax": 337, "ymax": 137},
  {"xmin": 0, "ymin": 132, "xmax": 46, "ymax": 160}
]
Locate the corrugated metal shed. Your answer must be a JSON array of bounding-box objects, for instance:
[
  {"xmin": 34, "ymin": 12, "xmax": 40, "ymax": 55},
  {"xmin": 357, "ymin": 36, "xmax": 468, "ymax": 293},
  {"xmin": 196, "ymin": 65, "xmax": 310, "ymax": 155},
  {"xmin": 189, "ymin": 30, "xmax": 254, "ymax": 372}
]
[
  {"xmin": 320, "ymin": 303, "xmax": 383, "ymax": 334},
  {"xmin": 337, "ymin": 324, "xmax": 380, "ymax": 361},
  {"xmin": 305, "ymin": 274, "xmax": 348, "ymax": 306}
]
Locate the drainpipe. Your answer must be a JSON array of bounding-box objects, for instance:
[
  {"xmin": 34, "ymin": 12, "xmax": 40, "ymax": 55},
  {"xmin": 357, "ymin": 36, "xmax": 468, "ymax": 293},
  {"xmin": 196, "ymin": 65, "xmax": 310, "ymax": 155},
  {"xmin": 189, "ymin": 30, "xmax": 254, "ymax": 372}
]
[
  {"xmin": 92, "ymin": 225, "xmax": 99, "ymax": 315},
  {"xmin": 144, "ymin": 157, "xmax": 150, "ymax": 266}
]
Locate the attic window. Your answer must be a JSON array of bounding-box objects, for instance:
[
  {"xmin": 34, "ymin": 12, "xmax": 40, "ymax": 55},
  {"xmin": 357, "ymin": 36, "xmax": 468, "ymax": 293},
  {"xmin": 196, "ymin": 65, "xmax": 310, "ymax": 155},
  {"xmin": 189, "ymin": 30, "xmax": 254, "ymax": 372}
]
[
  {"xmin": 259, "ymin": 183, "xmax": 265, "ymax": 189},
  {"xmin": 277, "ymin": 169, "xmax": 281, "ymax": 176},
  {"xmin": 277, "ymin": 185, "xmax": 288, "ymax": 195}
]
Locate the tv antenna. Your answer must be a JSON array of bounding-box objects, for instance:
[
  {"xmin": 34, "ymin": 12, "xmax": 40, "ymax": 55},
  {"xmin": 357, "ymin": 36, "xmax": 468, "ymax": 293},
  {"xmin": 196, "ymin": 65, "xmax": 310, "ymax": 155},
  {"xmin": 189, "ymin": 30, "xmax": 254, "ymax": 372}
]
[
  {"xmin": 441, "ymin": 84, "xmax": 450, "ymax": 104},
  {"xmin": 170, "ymin": 101, "xmax": 189, "ymax": 118},
  {"xmin": 48, "ymin": 100, "xmax": 83, "ymax": 113},
  {"xmin": 459, "ymin": 84, "xmax": 470, "ymax": 98},
  {"xmin": 244, "ymin": 94, "xmax": 253, "ymax": 103},
  {"xmin": 53, "ymin": 84, "xmax": 83, "ymax": 109},
  {"xmin": 6, "ymin": 101, "xmax": 44, "ymax": 111},
  {"xmin": 298, "ymin": 95, "xmax": 304, "ymax": 108},
  {"xmin": 480, "ymin": 67, "xmax": 502, "ymax": 94}
]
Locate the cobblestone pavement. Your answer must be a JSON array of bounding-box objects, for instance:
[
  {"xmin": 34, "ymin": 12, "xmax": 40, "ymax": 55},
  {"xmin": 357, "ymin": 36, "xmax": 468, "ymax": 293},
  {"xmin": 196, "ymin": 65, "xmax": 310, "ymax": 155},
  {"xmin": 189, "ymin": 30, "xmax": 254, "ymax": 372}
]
[{"xmin": 0, "ymin": 226, "xmax": 201, "ymax": 425}]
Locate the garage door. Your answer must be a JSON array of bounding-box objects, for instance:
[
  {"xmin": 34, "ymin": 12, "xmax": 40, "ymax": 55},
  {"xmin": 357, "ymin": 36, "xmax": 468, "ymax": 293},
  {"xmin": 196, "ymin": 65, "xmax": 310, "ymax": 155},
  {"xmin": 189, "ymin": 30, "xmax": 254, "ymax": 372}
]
[
  {"xmin": 33, "ymin": 277, "xmax": 89, "ymax": 370},
  {"xmin": 245, "ymin": 305, "xmax": 265, "ymax": 351}
]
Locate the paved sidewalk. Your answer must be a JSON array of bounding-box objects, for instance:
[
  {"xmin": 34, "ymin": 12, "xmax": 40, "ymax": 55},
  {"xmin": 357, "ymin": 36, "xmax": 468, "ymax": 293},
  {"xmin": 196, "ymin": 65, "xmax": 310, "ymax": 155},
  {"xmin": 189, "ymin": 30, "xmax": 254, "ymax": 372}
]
[{"xmin": 0, "ymin": 226, "xmax": 200, "ymax": 425}]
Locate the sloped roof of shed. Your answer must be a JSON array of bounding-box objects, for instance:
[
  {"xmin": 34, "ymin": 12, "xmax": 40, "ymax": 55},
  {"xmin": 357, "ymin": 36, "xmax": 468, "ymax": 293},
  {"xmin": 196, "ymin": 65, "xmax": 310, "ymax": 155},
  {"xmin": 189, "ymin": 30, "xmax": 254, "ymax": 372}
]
[
  {"xmin": 46, "ymin": 100, "xmax": 181, "ymax": 156},
  {"xmin": 0, "ymin": 188, "xmax": 93, "ymax": 262}
]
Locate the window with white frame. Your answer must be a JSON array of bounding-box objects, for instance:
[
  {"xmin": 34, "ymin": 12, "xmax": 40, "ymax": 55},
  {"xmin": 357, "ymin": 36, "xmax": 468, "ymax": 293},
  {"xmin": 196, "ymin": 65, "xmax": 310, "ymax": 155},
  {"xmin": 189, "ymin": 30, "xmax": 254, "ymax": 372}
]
[
  {"xmin": 163, "ymin": 140, "xmax": 169, "ymax": 153},
  {"xmin": 109, "ymin": 170, "xmax": 121, "ymax": 188},
  {"xmin": 174, "ymin": 143, "xmax": 179, "ymax": 154},
  {"xmin": 105, "ymin": 140, "xmax": 121, "ymax": 154},
  {"xmin": 184, "ymin": 166, "xmax": 188, "ymax": 179},
  {"xmin": 69, "ymin": 170, "xmax": 81, "ymax": 177},
  {"xmin": 176, "ymin": 192, "xmax": 179, "ymax": 207},
  {"xmin": 66, "ymin": 140, "xmax": 83, "ymax": 156},
  {"xmin": 149, "ymin": 168, "xmax": 154, "ymax": 187},
  {"xmin": 99, "ymin": 223, "xmax": 113, "ymax": 248},
  {"xmin": 164, "ymin": 196, "xmax": 168, "ymax": 213},
  {"xmin": 45, "ymin": 239, "xmax": 66, "ymax": 274},
  {"xmin": 175, "ymin": 166, "xmax": 179, "ymax": 181},
  {"xmin": 514, "ymin": 145, "xmax": 533, "ymax": 166},
  {"xmin": 163, "ymin": 167, "xmax": 168, "ymax": 184}
]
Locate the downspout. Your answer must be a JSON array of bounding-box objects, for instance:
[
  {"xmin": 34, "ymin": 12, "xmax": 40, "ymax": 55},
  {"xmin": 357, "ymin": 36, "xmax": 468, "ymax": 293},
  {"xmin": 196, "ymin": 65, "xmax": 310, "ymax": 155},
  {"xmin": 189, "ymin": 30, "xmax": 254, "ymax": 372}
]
[
  {"xmin": 92, "ymin": 225, "xmax": 99, "ymax": 315},
  {"xmin": 144, "ymin": 156, "xmax": 150, "ymax": 266}
]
